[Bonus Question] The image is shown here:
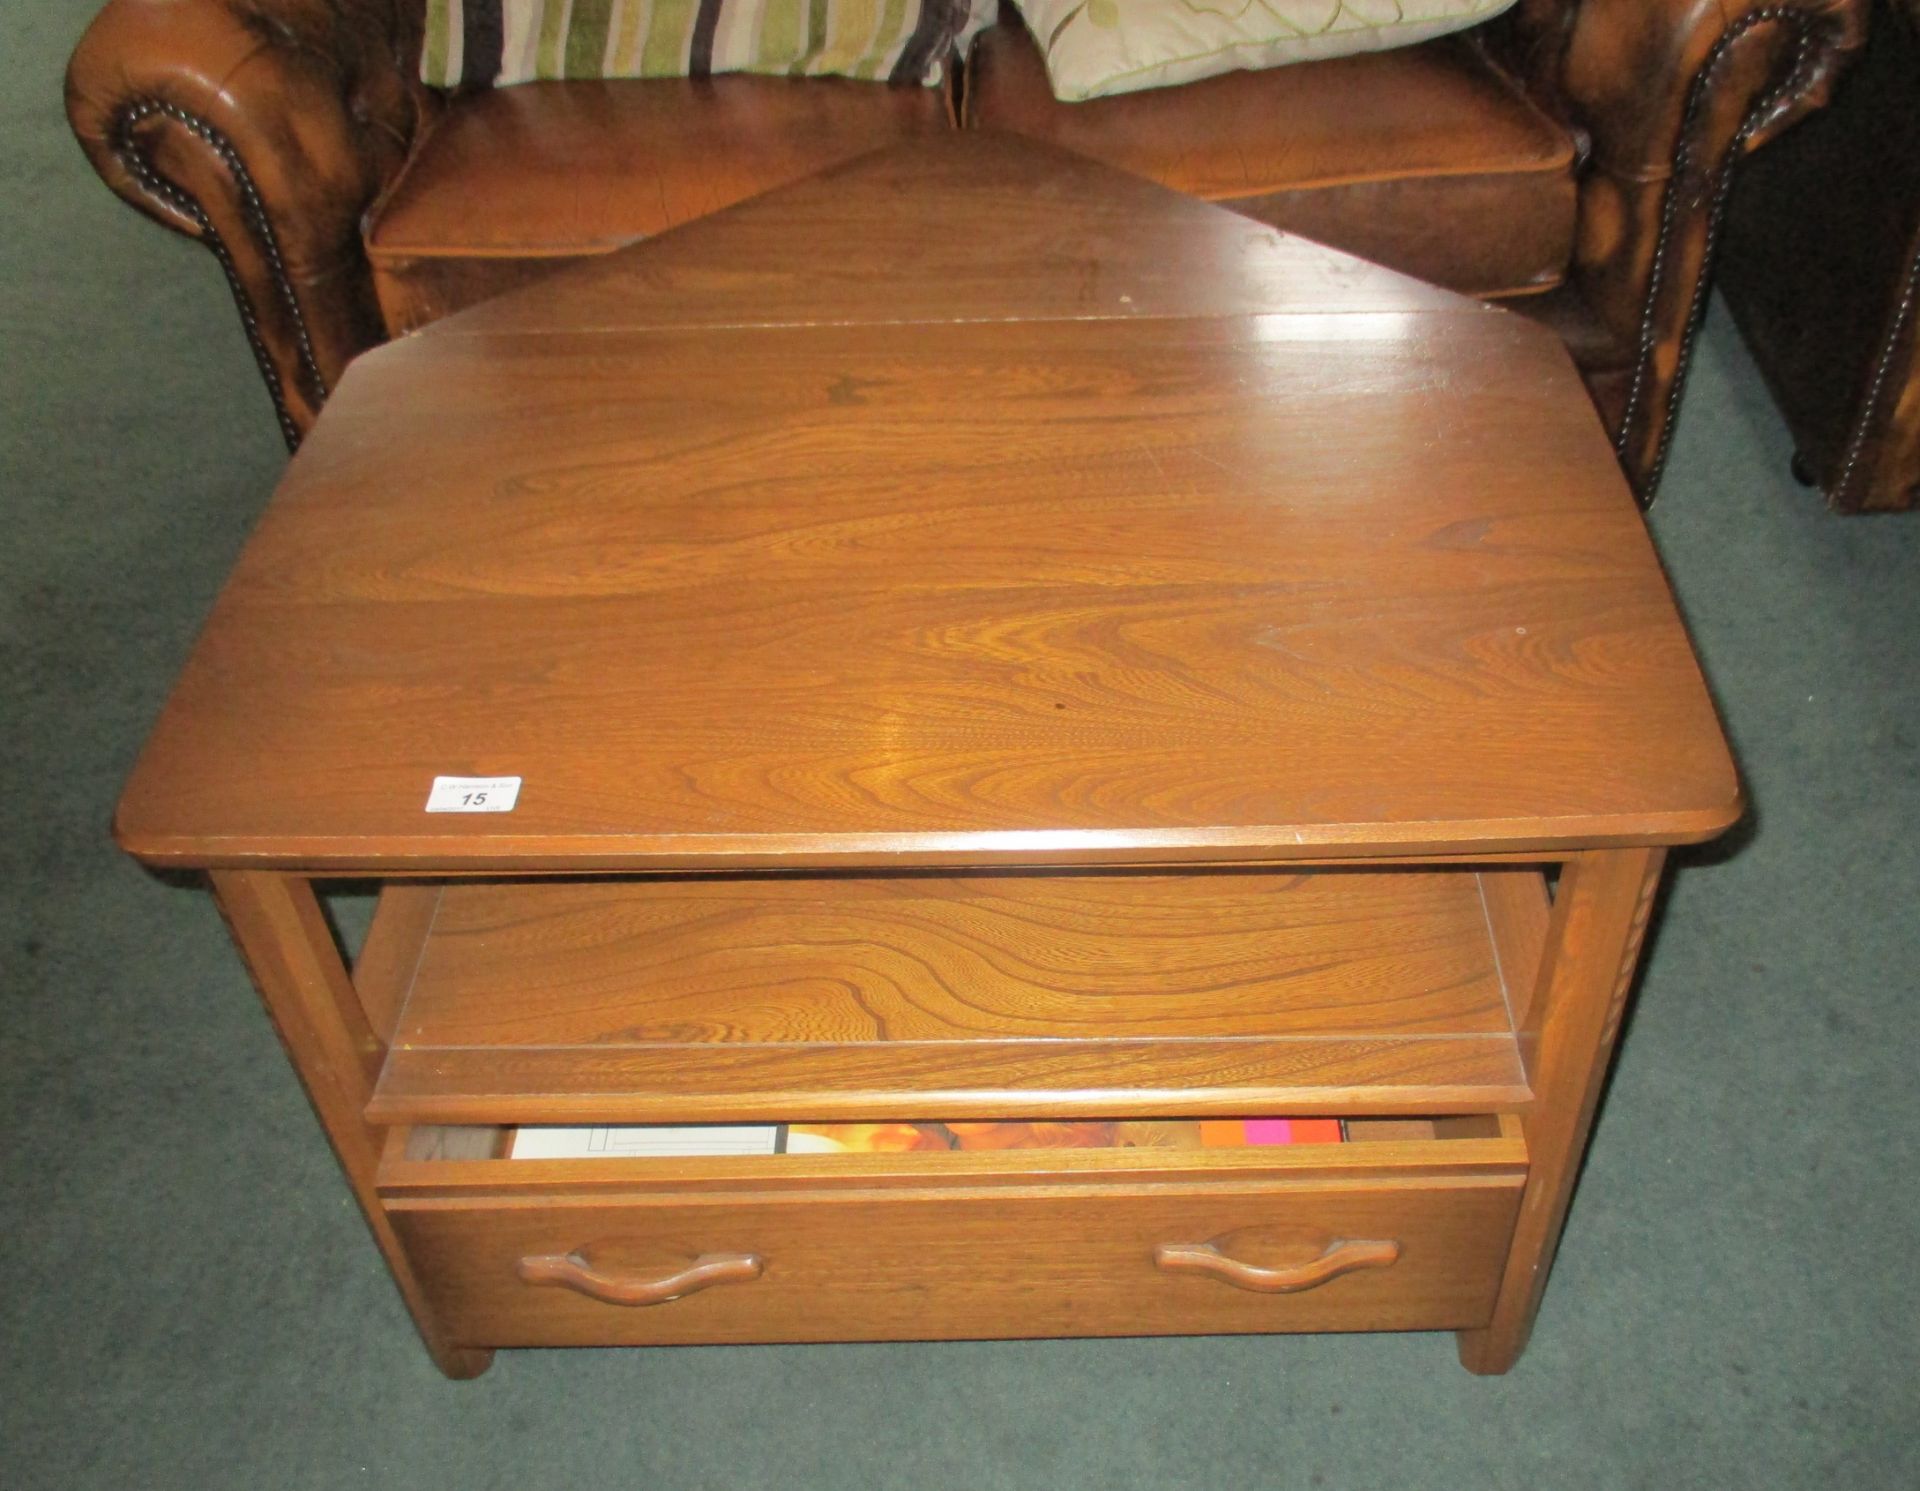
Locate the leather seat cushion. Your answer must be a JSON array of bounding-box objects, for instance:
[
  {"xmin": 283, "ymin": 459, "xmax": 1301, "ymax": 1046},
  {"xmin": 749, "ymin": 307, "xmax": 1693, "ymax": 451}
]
[
  {"xmin": 966, "ymin": 21, "xmax": 1577, "ymax": 299},
  {"xmin": 364, "ymin": 77, "xmax": 952, "ymax": 333}
]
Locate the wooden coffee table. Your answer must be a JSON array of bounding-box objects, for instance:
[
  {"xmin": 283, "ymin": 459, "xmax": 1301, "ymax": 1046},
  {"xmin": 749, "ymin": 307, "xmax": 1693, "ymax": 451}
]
[{"xmin": 117, "ymin": 137, "xmax": 1739, "ymax": 1379}]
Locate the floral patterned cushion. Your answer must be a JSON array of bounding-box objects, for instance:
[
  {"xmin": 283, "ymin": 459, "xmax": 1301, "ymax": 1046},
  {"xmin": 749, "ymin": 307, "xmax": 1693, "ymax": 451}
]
[{"xmin": 1014, "ymin": 0, "xmax": 1518, "ymax": 101}]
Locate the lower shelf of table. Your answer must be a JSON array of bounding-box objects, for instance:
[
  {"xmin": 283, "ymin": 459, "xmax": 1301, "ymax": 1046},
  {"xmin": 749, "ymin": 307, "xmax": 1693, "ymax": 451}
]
[
  {"xmin": 363, "ymin": 866, "xmax": 1547, "ymax": 1125},
  {"xmin": 376, "ymin": 1116, "xmax": 1527, "ymax": 1347}
]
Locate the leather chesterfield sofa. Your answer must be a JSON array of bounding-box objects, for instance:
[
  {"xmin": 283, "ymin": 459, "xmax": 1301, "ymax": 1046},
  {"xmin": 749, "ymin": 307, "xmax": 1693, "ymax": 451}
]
[
  {"xmin": 1720, "ymin": 0, "xmax": 1920, "ymax": 512},
  {"xmin": 67, "ymin": 0, "xmax": 1864, "ymax": 503}
]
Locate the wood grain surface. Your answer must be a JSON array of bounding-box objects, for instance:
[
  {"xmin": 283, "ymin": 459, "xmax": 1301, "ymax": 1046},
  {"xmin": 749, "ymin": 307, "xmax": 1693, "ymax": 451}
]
[
  {"xmin": 352, "ymin": 883, "xmax": 443, "ymax": 1041},
  {"xmin": 368, "ymin": 869, "xmax": 1534, "ymax": 1123},
  {"xmin": 435, "ymin": 133, "xmax": 1471, "ymax": 335},
  {"xmin": 115, "ymin": 216, "xmax": 1739, "ymax": 870},
  {"xmin": 1459, "ymin": 847, "xmax": 1666, "ymax": 1374},
  {"xmin": 212, "ymin": 871, "xmax": 493, "ymax": 1378},
  {"xmin": 387, "ymin": 1170, "xmax": 1523, "ymax": 1346}
]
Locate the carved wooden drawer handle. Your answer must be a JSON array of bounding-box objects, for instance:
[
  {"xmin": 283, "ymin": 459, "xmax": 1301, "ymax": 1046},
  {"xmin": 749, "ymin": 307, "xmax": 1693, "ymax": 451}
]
[
  {"xmin": 1153, "ymin": 1237, "xmax": 1401, "ymax": 1294},
  {"xmin": 516, "ymin": 1250, "xmax": 764, "ymax": 1306}
]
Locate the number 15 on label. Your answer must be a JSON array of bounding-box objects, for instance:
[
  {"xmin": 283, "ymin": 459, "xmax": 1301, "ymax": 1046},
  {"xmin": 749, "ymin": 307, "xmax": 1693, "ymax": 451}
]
[{"xmin": 424, "ymin": 775, "xmax": 522, "ymax": 813}]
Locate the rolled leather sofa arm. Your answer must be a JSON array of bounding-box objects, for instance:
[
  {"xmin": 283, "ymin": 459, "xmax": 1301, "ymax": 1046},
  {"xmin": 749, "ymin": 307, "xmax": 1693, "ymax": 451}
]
[
  {"xmin": 66, "ymin": 0, "xmax": 435, "ymax": 446},
  {"xmin": 1561, "ymin": 0, "xmax": 1868, "ymax": 499}
]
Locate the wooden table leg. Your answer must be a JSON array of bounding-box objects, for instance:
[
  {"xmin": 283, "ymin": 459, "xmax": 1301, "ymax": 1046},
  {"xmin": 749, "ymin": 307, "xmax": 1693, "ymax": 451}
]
[
  {"xmin": 1458, "ymin": 846, "xmax": 1666, "ymax": 1375},
  {"xmin": 210, "ymin": 870, "xmax": 493, "ymax": 1380}
]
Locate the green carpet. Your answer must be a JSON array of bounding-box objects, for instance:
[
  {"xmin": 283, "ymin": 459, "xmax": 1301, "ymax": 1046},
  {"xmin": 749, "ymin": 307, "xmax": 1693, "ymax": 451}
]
[{"xmin": 5, "ymin": 3, "xmax": 1917, "ymax": 1485}]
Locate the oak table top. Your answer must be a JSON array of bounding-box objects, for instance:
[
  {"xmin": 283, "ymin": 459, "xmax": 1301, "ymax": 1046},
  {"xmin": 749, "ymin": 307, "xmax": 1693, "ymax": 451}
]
[{"xmin": 115, "ymin": 134, "xmax": 1739, "ymax": 874}]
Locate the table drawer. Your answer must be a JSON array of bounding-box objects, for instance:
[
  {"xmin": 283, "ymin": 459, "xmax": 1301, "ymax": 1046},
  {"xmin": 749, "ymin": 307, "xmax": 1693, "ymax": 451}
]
[{"xmin": 388, "ymin": 1170, "xmax": 1521, "ymax": 1347}]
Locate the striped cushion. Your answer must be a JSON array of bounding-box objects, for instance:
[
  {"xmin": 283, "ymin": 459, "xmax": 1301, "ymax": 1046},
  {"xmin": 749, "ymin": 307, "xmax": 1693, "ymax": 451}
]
[{"xmin": 422, "ymin": 0, "xmax": 994, "ymax": 89}]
